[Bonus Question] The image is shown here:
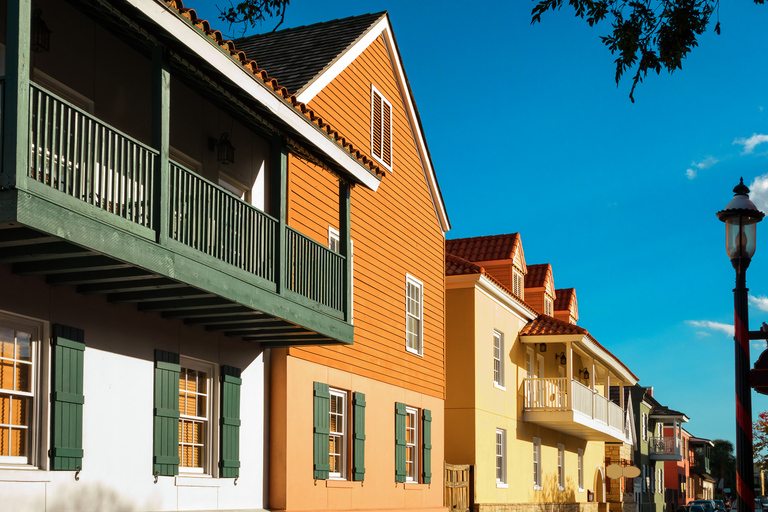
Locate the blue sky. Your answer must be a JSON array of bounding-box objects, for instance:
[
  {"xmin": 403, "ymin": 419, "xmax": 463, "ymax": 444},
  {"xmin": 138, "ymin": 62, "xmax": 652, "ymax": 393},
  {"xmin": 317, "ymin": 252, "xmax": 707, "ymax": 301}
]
[{"xmin": 194, "ymin": 1, "xmax": 768, "ymax": 445}]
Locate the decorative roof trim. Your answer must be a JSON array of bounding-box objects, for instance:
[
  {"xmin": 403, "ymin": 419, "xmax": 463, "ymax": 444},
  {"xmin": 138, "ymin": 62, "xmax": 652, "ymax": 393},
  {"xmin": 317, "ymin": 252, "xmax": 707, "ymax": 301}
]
[
  {"xmin": 296, "ymin": 13, "xmax": 450, "ymax": 232},
  {"xmin": 134, "ymin": 0, "xmax": 383, "ymax": 190}
]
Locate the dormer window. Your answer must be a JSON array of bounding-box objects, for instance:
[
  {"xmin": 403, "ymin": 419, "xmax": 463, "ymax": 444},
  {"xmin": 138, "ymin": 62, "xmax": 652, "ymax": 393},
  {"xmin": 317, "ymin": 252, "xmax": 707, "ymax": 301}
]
[
  {"xmin": 544, "ymin": 298, "xmax": 552, "ymax": 316},
  {"xmin": 512, "ymin": 271, "xmax": 523, "ymax": 298},
  {"xmin": 371, "ymin": 86, "xmax": 393, "ymax": 170}
]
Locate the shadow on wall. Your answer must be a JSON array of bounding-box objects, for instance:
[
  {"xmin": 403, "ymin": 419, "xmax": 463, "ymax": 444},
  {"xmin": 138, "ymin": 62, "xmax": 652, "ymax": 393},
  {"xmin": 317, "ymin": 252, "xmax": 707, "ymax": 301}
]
[
  {"xmin": 538, "ymin": 473, "xmax": 578, "ymax": 503},
  {"xmin": 47, "ymin": 482, "xmax": 145, "ymax": 512}
]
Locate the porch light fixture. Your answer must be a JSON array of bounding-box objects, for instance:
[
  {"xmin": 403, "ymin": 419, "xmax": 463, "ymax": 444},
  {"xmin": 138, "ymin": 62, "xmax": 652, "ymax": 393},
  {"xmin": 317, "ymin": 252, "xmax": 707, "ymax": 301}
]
[
  {"xmin": 555, "ymin": 351, "xmax": 566, "ymax": 365},
  {"xmin": 215, "ymin": 132, "xmax": 235, "ymax": 165},
  {"xmin": 538, "ymin": 342, "xmax": 547, "ymax": 353},
  {"xmin": 31, "ymin": 9, "xmax": 51, "ymax": 53},
  {"xmin": 717, "ymin": 177, "xmax": 765, "ymax": 512},
  {"xmin": 578, "ymin": 368, "xmax": 589, "ymax": 380}
]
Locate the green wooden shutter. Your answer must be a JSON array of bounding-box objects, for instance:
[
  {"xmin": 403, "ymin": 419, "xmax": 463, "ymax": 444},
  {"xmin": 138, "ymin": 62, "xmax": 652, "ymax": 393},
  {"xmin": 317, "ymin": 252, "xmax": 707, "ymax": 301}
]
[
  {"xmin": 395, "ymin": 402, "xmax": 406, "ymax": 483},
  {"xmin": 313, "ymin": 382, "xmax": 330, "ymax": 479},
  {"xmin": 352, "ymin": 392, "xmax": 366, "ymax": 481},
  {"xmin": 50, "ymin": 324, "xmax": 85, "ymax": 471},
  {"xmin": 153, "ymin": 350, "xmax": 180, "ymax": 476},
  {"xmin": 220, "ymin": 365, "xmax": 241, "ymax": 478},
  {"xmin": 422, "ymin": 409, "xmax": 432, "ymax": 484}
]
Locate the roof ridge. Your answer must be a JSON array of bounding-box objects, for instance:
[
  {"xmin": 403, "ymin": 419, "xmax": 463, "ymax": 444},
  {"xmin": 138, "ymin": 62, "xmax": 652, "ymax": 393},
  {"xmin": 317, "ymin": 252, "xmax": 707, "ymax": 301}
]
[
  {"xmin": 239, "ymin": 11, "xmax": 387, "ymax": 40},
  {"xmin": 163, "ymin": 0, "xmax": 385, "ymax": 179}
]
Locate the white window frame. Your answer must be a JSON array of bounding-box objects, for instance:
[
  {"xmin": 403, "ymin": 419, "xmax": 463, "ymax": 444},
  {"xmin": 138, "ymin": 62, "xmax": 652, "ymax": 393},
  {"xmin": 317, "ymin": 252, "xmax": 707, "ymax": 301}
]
[
  {"xmin": 496, "ymin": 429, "xmax": 507, "ymax": 487},
  {"xmin": 533, "ymin": 437, "xmax": 542, "ymax": 490},
  {"xmin": 642, "ymin": 413, "xmax": 648, "ymax": 440},
  {"xmin": 370, "ymin": 85, "xmax": 393, "ymax": 171},
  {"xmin": 178, "ymin": 357, "xmax": 216, "ymax": 475},
  {"xmin": 526, "ymin": 347, "xmax": 534, "ymax": 378},
  {"xmin": 512, "ymin": 270, "xmax": 523, "ymax": 298},
  {"xmin": 328, "ymin": 388, "xmax": 347, "ymax": 480},
  {"xmin": 493, "ymin": 330, "xmax": 505, "ymax": 390},
  {"xmin": 405, "ymin": 406, "xmax": 419, "ymax": 482},
  {"xmin": 328, "ymin": 227, "xmax": 354, "ymax": 325},
  {"xmin": 558, "ymin": 443, "xmax": 565, "ymax": 491},
  {"xmin": 405, "ymin": 274, "xmax": 423, "ymax": 356},
  {"xmin": 0, "ymin": 312, "xmax": 45, "ymax": 467},
  {"xmin": 545, "ymin": 297, "xmax": 553, "ymax": 316},
  {"xmin": 578, "ymin": 448, "xmax": 584, "ymax": 491}
]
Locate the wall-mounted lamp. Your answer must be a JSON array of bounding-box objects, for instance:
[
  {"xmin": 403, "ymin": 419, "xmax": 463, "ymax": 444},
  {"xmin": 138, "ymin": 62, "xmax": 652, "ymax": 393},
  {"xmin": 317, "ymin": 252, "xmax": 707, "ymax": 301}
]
[
  {"xmin": 209, "ymin": 132, "xmax": 235, "ymax": 165},
  {"xmin": 538, "ymin": 342, "xmax": 547, "ymax": 353},
  {"xmin": 31, "ymin": 9, "xmax": 51, "ymax": 53},
  {"xmin": 578, "ymin": 367, "xmax": 590, "ymax": 380},
  {"xmin": 555, "ymin": 351, "xmax": 566, "ymax": 365}
]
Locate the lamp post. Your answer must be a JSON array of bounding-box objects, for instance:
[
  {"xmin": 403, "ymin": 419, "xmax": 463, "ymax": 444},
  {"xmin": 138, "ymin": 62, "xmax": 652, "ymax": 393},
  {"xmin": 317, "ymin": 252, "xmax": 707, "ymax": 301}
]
[{"xmin": 717, "ymin": 178, "xmax": 765, "ymax": 512}]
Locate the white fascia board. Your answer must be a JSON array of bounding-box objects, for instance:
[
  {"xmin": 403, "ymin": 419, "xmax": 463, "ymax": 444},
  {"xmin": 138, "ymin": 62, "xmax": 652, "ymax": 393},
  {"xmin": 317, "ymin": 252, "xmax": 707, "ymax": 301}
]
[
  {"xmin": 129, "ymin": 0, "xmax": 380, "ymax": 191},
  {"xmin": 297, "ymin": 16, "xmax": 450, "ymax": 232},
  {"xmin": 447, "ymin": 273, "xmax": 536, "ymax": 322}
]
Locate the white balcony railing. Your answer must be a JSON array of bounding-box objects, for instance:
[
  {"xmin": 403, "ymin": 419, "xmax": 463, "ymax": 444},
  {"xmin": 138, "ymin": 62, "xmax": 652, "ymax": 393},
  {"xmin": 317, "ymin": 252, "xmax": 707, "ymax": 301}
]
[
  {"xmin": 573, "ymin": 380, "xmax": 593, "ymax": 416},
  {"xmin": 524, "ymin": 377, "xmax": 567, "ymax": 409},
  {"xmin": 608, "ymin": 401, "xmax": 623, "ymax": 431},
  {"xmin": 594, "ymin": 392, "xmax": 608, "ymax": 423},
  {"xmin": 649, "ymin": 436, "xmax": 679, "ymax": 455}
]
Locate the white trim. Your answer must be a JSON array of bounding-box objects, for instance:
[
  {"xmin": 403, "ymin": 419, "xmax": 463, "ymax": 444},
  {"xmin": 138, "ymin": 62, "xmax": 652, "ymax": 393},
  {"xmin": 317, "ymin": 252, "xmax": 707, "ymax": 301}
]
[
  {"xmin": 370, "ymin": 85, "xmax": 394, "ymax": 171},
  {"xmin": 495, "ymin": 428, "xmax": 507, "ymax": 486},
  {"xmin": 533, "ymin": 437, "xmax": 542, "ymax": 490},
  {"xmin": 296, "ymin": 16, "xmax": 449, "ymax": 231},
  {"xmin": 328, "ymin": 388, "xmax": 348, "ymax": 480},
  {"xmin": 493, "ymin": 330, "xmax": 504, "ymax": 388},
  {"xmin": 557, "ymin": 443, "xmax": 565, "ymax": 491},
  {"xmin": 578, "ymin": 448, "xmax": 584, "ymax": 491},
  {"xmin": 125, "ymin": 0, "xmax": 380, "ymax": 191},
  {"xmin": 405, "ymin": 274, "xmax": 424, "ymax": 356},
  {"xmin": 328, "ymin": 227, "xmax": 340, "ymax": 252},
  {"xmin": 405, "ymin": 406, "xmax": 419, "ymax": 483},
  {"xmin": 178, "ymin": 357, "xmax": 217, "ymax": 476}
]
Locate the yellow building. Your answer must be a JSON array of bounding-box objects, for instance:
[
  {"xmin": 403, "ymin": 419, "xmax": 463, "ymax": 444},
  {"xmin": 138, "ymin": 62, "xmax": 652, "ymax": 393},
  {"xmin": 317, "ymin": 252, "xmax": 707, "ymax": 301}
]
[{"xmin": 445, "ymin": 234, "xmax": 638, "ymax": 512}]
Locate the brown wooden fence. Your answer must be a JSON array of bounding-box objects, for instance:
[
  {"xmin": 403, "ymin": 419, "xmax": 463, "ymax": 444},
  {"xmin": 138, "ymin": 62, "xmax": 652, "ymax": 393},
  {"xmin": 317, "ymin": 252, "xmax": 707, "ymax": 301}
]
[{"xmin": 445, "ymin": 463, "xmax": 471, "ymax": 512}]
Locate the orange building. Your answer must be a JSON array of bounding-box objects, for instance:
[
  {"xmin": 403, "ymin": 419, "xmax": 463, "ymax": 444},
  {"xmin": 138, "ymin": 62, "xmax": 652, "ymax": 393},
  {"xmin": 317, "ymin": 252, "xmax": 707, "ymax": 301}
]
[{"xmin": 237, "ymin": 13, "xmax": 450, "ymax": 512}]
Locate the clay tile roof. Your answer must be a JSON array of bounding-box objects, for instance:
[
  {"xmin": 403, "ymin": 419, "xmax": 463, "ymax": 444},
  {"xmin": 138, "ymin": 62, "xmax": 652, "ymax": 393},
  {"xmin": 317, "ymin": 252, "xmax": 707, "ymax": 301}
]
[
  {"xmin": 162, "ymin": 0, "xmax": 384, "ymax": 180},
  {"xmin": 524, "ymin": 264, "xmax": 550, "ymax": 289},
  {"xmin": 520, "ymin": 315, "xmax": 639, "ymax": 381},
  {"xmin": 446, "ymin": 233, "xmax": 521, "ymax": 263},
  {"xmin": 554, "ymin": 288, "xmax": 576, "ymax": 311},
  {"xmin": 234, "ymin": 12, "xmax": 386, "ymax": 95},
  {"xmin": 446, "ymin": 253, "xmax": 537, "ymax": 316}
]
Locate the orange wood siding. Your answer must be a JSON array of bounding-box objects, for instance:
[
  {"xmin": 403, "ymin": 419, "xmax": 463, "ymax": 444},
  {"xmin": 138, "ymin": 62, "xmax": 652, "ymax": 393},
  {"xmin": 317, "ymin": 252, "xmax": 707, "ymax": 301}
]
[
  {"xmin": 524, "ymin": 288, "xmax": 545, "ymax": 315},
  {"xmin": 285, "ymin": 35, "xmax": 446, "ymax": 399},
  {"xmin": 479, "ymin": 263, "xmax": 512, "ymax": 290}
]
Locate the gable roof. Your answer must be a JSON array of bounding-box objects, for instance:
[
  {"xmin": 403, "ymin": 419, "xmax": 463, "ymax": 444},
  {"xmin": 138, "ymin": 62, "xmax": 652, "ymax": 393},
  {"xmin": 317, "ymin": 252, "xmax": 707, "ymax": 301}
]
[
  {"xmin": 234, "ymin": 11, "xmax": 450, "ymax": 232},
  {"xmin": 235, "ymin": 13, "xmax": 386, "ymax": 96},
  {"xmin": 525, "ymin": 263, "xmax": 552, "ymax": 290},
  {"xmin": 157, "ymin": 0, "xmax": 384, "ymax": 188},
  {"xmin": 446, "ymin": 233, "xmax": 523, "ymax": 265}
]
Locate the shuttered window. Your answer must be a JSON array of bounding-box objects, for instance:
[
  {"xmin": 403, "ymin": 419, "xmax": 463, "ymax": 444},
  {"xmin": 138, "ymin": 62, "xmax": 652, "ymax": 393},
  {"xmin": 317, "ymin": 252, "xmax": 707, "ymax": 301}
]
[
  {"xmin": 395, "ymin": 402, "xmax": 406, "ymax": 482},
  {"xmin": 153, "ymin": 350, "xmax": 180, "ymax": 477},
  {"xmin": 219, "ymin": 365, "xmax": 241, "ymax": 478},
  {"xmin": 371, "ymin": 86, "xmax": 393, "ymax": 170},
  {"xmin": 50, "ymin": 325, "xmax": 85, "ymax": 471},
  {"xmin": 313, "ymin": 382, "xmax": 330, "ymax": 479},
  {"xmin": 352, "ymin": 392, "xmax": 365, "ymax": 481}
]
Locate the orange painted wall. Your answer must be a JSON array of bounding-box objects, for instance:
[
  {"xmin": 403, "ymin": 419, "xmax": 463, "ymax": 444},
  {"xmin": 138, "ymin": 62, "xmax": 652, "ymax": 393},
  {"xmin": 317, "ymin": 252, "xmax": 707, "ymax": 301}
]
[{"xmin": 285, "ymin": 34, "xmax": 446, "ymax": 399}]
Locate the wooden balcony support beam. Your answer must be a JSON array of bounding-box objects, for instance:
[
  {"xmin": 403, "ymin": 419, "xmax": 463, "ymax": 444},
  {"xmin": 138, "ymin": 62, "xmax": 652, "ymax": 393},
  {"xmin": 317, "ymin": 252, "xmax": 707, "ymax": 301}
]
[
  {"xmin": 108, "ymin": 287, "xmax": 212, "ymax": 304},
  {"xmin": 225, "ymin": 326, "xmax": 300, "ymax": 337},
  {"xmin": 13, "ymin": 255, "xmax": 130, "ymax": 275},
  {"xmin": 205, "ymin": 319, "xmax": 288, "ymax": 332},
  {"xmin": 47, "ymin": 268, "xmax": 154, "ymax": 286},
  {"xmin": 77, "ymin": 278, "xmax": 184, "ymax": 295},
  {"xmin": 137, "ymin": 297, "xmax": 230, "ymax": 312},
  {"xmin": 162, "ymin": 306, "xmax": 255, "ymax": 320},
  {"xmin": 0, "ymin": 242, "xmax": 93, "ymax": 263},
  {"xmin": 0, "ymin": 228, "xmax": 57, "ymax": 247},
  {"xmin": 187, "ymin": 314, "xmax": 272, "ymax": 326}
]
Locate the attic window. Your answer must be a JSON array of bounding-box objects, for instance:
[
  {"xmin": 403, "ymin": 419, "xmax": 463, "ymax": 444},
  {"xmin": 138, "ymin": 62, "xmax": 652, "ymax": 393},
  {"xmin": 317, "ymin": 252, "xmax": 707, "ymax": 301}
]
[
  {"xmin": 512, "ymin": 271, "xmax": 523, "ymax": 298},
  {"xmin": 371, "ymin": 86, "xmax": 393, "ymax": 170},
  {"xmin": 544, "ymin": 298, "xmax": 552, "ymax": 316}
]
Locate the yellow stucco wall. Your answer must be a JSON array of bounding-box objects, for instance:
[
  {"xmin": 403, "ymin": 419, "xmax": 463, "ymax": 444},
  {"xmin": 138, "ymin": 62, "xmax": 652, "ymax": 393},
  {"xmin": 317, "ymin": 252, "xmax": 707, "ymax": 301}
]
[{"xmin": 446, "ymin": 279, "xmax": 607, "ymax": 506}]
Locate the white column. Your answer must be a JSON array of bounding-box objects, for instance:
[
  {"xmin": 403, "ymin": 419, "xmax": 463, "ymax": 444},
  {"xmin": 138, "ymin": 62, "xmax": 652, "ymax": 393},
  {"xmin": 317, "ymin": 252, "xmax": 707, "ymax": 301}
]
[{"xmin": 567, "ymin": 342, "xmax": 573, "ymax": 409}]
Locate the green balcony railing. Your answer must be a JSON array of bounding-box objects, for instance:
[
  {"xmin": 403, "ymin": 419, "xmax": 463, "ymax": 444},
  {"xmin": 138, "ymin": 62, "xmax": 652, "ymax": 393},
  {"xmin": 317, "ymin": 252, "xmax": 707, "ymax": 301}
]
[
  {"xmin": 286, "ymin": 227, "xmax": 346, "ymax": 312},
  {"xmin": 29, "ymin": 84, "xmax": 156, "ymax": 228},
  {"xmin": 169, "ymin": 162, "xmax": 277, "ymax": 284}
]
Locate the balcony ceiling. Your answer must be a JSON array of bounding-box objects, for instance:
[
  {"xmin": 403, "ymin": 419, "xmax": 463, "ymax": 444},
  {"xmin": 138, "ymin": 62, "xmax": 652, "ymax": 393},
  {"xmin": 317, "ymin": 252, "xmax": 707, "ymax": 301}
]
[{"xmin": 523, "ymin": 410, "xmax": 628, "ymax": 443}]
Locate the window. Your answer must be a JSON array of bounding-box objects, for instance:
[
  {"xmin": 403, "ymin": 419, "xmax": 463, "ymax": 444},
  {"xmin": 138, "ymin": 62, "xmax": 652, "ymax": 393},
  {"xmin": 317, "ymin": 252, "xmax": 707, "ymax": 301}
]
[
  {"xmin": 405, "ymin": 407, "xmax": 418, "ymax": 482},
  {"xmin": 578, "ymin": 448, "xmax": 584, "ymax": 491},
  {"xmin": 558, "ymin": 444, "xmax": 565, "ymax": 490},
  {"xmin": 496, "ymin": 429, "xmax": 507, "ymax": 486},
  {"xmin": 512, "ymin": 271, "xmax": 523, "ymax": 298},
  {"xmin": 370, "ymin": 86, "xmax": 393, "ymax": 170},
  {"xmin": 329, "ymin": 227, "xmax": 354, "ymax": 323},
  {"xmin": 533, "ymin": 437, "xmax": 542, "ymax": 489},
  {"xmin": 329, "ymin": 389, "xmax": 347, "ymax": 479},
  {"xmin": 526, "ymin": 348, "xmax": 534, "ymax": 378},
  {"xmin": 545, "ymin": 297, "xmax": 553, "ymax": 316},
  {"xmin": 642, "ymin": 413, "xmax": 648, "ymax": 440},
  {"xmin": 0, "ymin": 317, "xmax": 41, "ymax": 465},
  {"xmin": 493, "ymin": 331, "xmax": 504, "ymax": 388},
  {"xmin": 178, "ymin": 360, "xmax": 214, "ymax": 473},
  {"xmin": 405, "ymin": 275, "xmax": 423, "ymax": 355},
  {"xmin": 328, "ymin": 227, "xmax": 340, "ymax": 253}
]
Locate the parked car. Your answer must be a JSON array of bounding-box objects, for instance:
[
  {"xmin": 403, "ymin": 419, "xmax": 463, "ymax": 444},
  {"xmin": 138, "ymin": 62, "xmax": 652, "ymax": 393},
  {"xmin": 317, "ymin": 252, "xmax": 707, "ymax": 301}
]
[
  {"xmin": 714, "ymin": 500, "xmax": 727, "ymax": 511},
  {"xmin": 691, "ymin": 500, "xmax": 718, "ymax": 512}
]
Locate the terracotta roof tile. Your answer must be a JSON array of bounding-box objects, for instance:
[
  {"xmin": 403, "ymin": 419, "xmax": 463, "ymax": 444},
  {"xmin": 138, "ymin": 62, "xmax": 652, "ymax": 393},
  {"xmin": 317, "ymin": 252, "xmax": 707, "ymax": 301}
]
[
  {"xmin": 234, "ymin": 13, "xmax": 386, "ymax": 95},
  {"xmin": 163, "ymin": 0, "xmax": 385, "ymax": 179},
  {"xmin": 520, "ymin": 315, "xmax": 638, "ymax": 381},
  {"xmin": 525, "ymin": 263, "xmax": 551, "ymax": 289},
  {"xmin": 554, "ymin": 288, "xmax": 576, "ymax": 312},
  {"xmin": 446, "ymin": 253, "xmax": 537, "ymax": 316},
  {"xmin": 446, "ymin": 233, "xmax": 521, "ymax": 263}
]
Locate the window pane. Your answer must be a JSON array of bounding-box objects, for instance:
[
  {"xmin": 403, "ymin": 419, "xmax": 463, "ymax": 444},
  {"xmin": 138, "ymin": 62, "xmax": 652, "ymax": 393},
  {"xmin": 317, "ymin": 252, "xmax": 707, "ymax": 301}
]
[
  {"xmin": 11, "ymin": 397, "xmax": 27, "ymax": 426},
  {"xmin": 10, "ymin": 428, "xmax": 26, "ymax": 457},
  {"xmin": 0, "ymin": 395, "xmax": 9, "ymax": 424},
  {"xmin": 15, "ymin": 363, "xmax": 31, "ymax": 393},
  {"xmin": 196, "ymin": 396, "xmax": 206, "ymax": 418},
  {"xmin": 0, "ymin": 426, "xmax": 7, "ymax": 456},
  {"xmin": 0, "ymin": 328, "xmax": 13, "ymax": 359},
  {"xmin": 0, "ymin": 361, "xmax": 12, "ymax": 391},
  {"xmin": 16, "ymin": 333, "xmax": 31, "ymax": 361}
]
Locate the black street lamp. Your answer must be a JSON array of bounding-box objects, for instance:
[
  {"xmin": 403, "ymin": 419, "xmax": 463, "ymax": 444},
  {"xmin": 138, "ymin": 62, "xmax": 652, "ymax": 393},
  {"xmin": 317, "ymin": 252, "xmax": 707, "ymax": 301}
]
[{"xmin": 717, "ymin": 177, "xmax": 765, "ymax": 512}]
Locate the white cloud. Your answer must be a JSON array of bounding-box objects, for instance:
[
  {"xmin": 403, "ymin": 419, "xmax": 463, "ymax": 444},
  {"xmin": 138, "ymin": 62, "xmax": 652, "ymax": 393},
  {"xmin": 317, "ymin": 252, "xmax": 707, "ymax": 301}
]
[
  {"xmin": 734, "ymin": 133, "xmax": 768, "ymax": 154},
  {"xmin": 749, "ymin": 174, "xmax": 768, "ymax": 214},
  {"xmin": 695, "ymin": 331, "xmax": 711, "ymax": 338},
  {"xmin": 685, "ymin": 156, "xmax": 718, "ymax": 179},
  {"xmin": 686, "ymin": 168, "xmax": 697, "ymax": 180},
  {"xmin": 686, "ymin": 320, "xmax": 734, "ymax": 336},
  {"xmin": 750, "ymin": 294, "xmax": 768, "ymax": 312}
]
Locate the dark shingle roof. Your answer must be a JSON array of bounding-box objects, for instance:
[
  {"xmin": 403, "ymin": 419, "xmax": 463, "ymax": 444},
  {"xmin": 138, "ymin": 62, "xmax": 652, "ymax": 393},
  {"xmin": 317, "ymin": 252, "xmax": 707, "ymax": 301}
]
[
  {"xmin": 235, "ymin": 12, "xmax": 387, "ymax": 95},
  {"xmin": 446, "ymin": 233, "xmax": 521, "ymax": 263}
]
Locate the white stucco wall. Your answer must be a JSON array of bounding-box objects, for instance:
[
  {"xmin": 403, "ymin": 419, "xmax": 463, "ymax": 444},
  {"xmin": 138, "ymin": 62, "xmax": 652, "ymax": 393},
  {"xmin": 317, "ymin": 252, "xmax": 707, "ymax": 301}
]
[{"xmin": 0, "ymin": 265, "xmax": 268, "ymax": 512}]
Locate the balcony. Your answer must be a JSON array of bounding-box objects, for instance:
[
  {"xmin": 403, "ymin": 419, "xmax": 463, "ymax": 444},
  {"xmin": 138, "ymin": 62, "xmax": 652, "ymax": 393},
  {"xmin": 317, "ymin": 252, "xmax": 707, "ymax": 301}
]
[
  {"xmin": 0, "ymin": 81, "xmax": 353, "ymax": 346},
  {"xmin": 523, "ymin": 377, "xmax": 627, "ymax": 442},
  {"xmin": 649, "ymin": 436, "xmax": 683, "ymax": 461}
]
